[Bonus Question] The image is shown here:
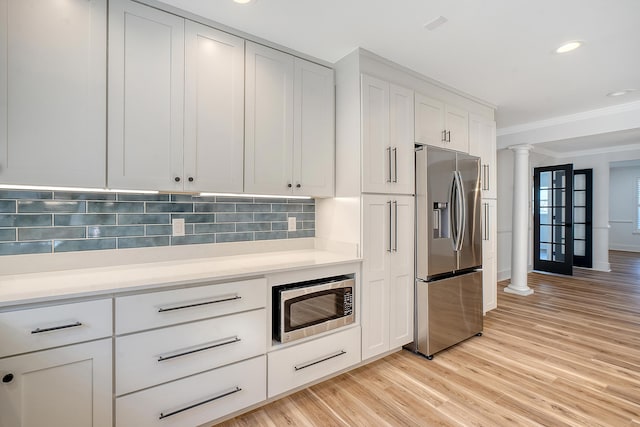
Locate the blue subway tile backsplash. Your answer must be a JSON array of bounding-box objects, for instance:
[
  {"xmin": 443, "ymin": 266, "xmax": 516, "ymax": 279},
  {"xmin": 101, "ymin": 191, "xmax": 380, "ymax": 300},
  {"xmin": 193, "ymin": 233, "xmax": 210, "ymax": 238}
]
[{"xmin": 0, "ymin": 191, "xmax": 315, "ymax": 256}]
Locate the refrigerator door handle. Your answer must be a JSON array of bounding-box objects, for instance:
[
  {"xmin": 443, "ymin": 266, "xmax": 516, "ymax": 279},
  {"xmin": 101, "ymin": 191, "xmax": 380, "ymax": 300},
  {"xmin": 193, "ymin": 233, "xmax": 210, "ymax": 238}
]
[
  {"xmin": 449, "ymin": 174, "xmax": 458, "ymax": 250},
  {"xmin": 454, "ymin": 171, "xmax": 466, "ymax": 251}
]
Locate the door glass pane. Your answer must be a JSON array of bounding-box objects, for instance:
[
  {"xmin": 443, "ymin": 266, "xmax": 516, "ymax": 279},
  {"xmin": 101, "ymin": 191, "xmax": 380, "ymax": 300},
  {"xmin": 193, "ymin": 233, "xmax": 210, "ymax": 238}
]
[
  {"xmin": 574, "ymin": 190, "xmax": 586, "ymax": 206},
  {"xmin": 574, "ymin": 223, "xmax": 586, "ymax": 239},
  {"xmin": 540, "ymin": 225, "xmax": 552, "ymax": 242},
  {"xmin": 540, "ymin": 243, "xmax": 551, "ymax": 260},
  {"xmin": 540, "ymin": 171, "xmax": 552, "ymax": 189},
  {"xmin": 539, "ymin": 189, "xmax": 552, "ymax": 207},
  {"xmin": 575, "ymin": 240, "xmax": 585, "ymax": 256},
  {"xmin": 553, "ymin": 225, "xmax": 565, "ymax": 243},
  {"xmin": 574, "ymin": 208, "xmax": 586, "ymax": 223},
  {"xmin": 552, "ymin": 243, "xmax": 565, "ymax": 262},
  {"xmin": 553, "ymin": 170, "xmax": 566, "ymax": 188},
  {"xmin": 552, "ymin": 208, "xmax": 565, "ymax": 224},
  {"xmin": 552, "ymin": 189, "xmax": 566, "ymax": 207},
  {"xmin": 574, "ymin": 174, "xmax": 586, "ymax": 190}
]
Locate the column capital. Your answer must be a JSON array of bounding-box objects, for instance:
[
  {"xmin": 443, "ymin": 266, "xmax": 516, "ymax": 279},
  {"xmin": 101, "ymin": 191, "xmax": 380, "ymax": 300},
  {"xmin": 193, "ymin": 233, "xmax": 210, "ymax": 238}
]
[{"xmin": 508, "ymin": 144, "xmax": 533, "ymax": 153}]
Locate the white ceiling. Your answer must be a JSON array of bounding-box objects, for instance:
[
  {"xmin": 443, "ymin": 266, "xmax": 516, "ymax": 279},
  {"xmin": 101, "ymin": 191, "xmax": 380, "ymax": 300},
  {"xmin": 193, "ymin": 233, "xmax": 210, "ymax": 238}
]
[
  {"xmin": 532, "ymin": 127, "xmax": 640, "ymax": 157},
  {"xmin": 158, "ymin": 0, "xmax": 640, "ymax": 130}
]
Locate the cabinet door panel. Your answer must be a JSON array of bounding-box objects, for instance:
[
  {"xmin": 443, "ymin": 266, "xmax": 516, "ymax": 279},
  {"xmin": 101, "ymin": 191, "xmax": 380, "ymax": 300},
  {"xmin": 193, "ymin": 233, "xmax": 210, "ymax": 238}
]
[
  {"xmin": 0, "ymin": 339, "xmax": 112, "ymax": 427},
  {"xmin": 293, "ymin": 59, "xmax": 334, "ymax": 197},
  {"xmin": 445, "ymin": 104, "xmax": 469, "ymax": 153},
  {"xmin": 245, "ymin": 42, "xmax": 294, "ymax": 195},
  {"xmin": 389, "ymin": 84, "xmax": 415, "ymax": 194},
  {"xmin": 469, "ymin": 114, "xmax": 497, "ymax": 199},
  {"xmin": 389, "ymin": 196, "xmax": 414, "ymax": 348},
  {"xmin": 414, "ymin": 93, "xmax": 444, "ymax": 147},
  {"xmin": 482, "ymin": 199, "xmax": 497, "ymax": 313},
  {"xmin": 184, "ymin": 21, "xmax": 244, "ymax": 193},
  {"xmin": 362, "ymin": 195, "xmax": 391, "ymax": 359},
  {"xmin": 361, "ymin": 75, "xmax": 390, "ymax": 193},
  {"xmin": 108, "ymin": 0, "xmax": 184, "ymax": 191},
  {"xmin": 0, "ymin": 0, "xmax": 106, "ymax": 188}
]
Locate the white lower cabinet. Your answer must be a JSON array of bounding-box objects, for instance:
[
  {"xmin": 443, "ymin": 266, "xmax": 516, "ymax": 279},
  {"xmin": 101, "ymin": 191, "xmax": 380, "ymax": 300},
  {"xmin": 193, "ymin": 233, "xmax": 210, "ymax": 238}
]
[
  {"xmin": 116, "ymin": 355, "xmax": 266, "ymax": 427},
  {"xmin": 0, "ymin": 339, "xmax": 112, "ymax": 427},
  {"xmin": 116, "ymin": 309, "xmax": 267, "ymax": 395},
  {"xmin": 482, "ymin": 199, "xmax": 498, "ymax": 313},
  {"xmin": 267, "ymin": 326, "xmax": 361, "ymax": 398},
  {"xmin": 361, "ymin": 195, "xmax": 414, "ymax": 360}
]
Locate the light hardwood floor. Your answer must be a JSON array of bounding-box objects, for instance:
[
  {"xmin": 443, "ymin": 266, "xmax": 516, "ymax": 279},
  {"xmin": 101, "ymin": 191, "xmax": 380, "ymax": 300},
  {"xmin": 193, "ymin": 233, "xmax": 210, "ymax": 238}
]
[{"xmin": 220, "ymin": 251, "xmax": 640, "ymax": 426}]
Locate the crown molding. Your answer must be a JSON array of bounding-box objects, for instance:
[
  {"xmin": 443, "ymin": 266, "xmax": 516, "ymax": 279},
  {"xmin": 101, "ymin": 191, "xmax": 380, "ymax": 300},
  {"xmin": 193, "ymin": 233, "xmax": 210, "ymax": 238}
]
[{"xmin": 531, "ymin": 142, "xmax": 640, "ymax": 159}]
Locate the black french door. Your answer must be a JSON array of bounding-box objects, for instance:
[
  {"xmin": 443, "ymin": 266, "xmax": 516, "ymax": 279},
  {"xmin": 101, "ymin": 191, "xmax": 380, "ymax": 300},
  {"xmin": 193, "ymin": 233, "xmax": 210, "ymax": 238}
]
[
  {"xmin": 534, "ymin": 164, "xmax": 574, "ymax": 275},
  {"xmin": 573, "ymin": 169, "xmax": 593, "ymax": 268}
]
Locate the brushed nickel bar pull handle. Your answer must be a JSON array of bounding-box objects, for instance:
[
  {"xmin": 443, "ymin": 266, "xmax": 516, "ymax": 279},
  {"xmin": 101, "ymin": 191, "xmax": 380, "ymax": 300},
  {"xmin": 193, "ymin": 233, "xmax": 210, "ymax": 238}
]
[
  {"xmin": 483, "ymin": 203, "xmax": 489, "ymax": 241},
  {"xmin": 294, "ymin": 350, "xmax": 347, "ymax": 371},
  {"xmin": 447, "ymin": 130, "xmax": 451, "ymax": 142},
  {"xmin": 158, "ymin": 387, "xmax": 242, "ymax": 420},
  {"xmin": 158, "ymin": 295, "xmax": 241, "ymax": 313},
  {"xmin": 387, "ymin": 201, "xmax": 392, "ymax": 252},
  {"xmin": 392, "ymin": 147, "xmax": 398, "ymax": 183},
  {"xmin": 386, "ymin": 147, "xmax": 392, "ymax": 183},
  {"xmin": 485, "ymin": 164, "xmax": 490, "ymax": 191},
  {"xmin": 31, "ymin": 322, "xmax": 82, "ymax": 334},
  {"xmin": 157, "ymin": 336, "xmax": 241, "ymax": 362},
  {"xmin": 393, "ymin": 200, "xmax": 398, "ymax": 252},
  {"xmin": 441, "ymin": 130, "xmax": 446, "ymax": 142}
]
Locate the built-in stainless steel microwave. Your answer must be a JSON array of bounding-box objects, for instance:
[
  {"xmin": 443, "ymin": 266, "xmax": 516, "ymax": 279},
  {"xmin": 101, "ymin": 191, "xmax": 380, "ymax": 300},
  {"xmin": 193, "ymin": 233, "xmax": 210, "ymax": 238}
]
[{"xmin": 272, "ymin": 276, "xmax": 355, "ymax": 343}]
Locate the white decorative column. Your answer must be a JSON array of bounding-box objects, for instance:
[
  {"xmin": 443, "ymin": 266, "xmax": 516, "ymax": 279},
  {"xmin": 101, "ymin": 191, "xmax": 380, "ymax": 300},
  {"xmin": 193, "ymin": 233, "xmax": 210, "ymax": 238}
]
[{"xmin": 505, "ymin": 144, "xmax": 534, "ymax": 296}]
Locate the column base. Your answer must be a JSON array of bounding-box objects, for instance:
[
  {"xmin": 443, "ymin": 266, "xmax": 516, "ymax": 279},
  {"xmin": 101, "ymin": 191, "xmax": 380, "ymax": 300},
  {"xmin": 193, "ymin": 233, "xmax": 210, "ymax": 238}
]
[{"xmin": 504, "ymin": 284, "xmax": 534, "ymax": 296}]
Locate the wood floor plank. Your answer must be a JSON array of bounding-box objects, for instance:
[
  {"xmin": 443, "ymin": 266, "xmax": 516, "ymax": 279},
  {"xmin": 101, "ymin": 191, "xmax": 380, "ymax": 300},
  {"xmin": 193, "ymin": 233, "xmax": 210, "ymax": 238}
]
[{"xmin": 218, "ymin": 251, "xmax": 640, "ymax": 426}]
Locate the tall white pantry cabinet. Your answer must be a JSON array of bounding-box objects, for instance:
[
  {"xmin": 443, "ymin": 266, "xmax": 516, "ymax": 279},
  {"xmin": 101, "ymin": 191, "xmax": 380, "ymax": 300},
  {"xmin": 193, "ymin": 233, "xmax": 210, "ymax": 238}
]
[{"xmin": 319, "ymin": 49, "xmax": 498, "ymax": 360}]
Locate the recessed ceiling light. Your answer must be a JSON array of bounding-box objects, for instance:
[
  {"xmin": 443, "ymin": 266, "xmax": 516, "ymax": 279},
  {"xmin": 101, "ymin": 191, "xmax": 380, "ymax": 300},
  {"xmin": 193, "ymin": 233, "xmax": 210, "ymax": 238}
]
[
  {"xmin": 555, "ymin": 41, "xmax": 583, "ymax": 54},
  {"xmin": 233, "ymin": 0, "xmax": 254, "ymax": 3},
  {"xmin": 607, "ymin": 89, "xmax": 636, "ymax": 97}
]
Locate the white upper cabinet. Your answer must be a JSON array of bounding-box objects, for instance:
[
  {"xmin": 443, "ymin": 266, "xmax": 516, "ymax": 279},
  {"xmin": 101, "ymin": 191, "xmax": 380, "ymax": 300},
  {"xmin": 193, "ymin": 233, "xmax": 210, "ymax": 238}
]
[
  {"xmin": 245, "ymin": 42, "xmax": 334, "ymax": 197},
  {"xmin": 293, "ymin": 58, "xmax": 335, "ymax": 198},
  {"xmin": 469, "ymin": 114, "xmax": 497, "ymax": 199},
  {"xmin": 108, "ymin": 0, "xmax": 245, "ymax": 193},
  {"xmin": 0, "ymin": 0, "xmax": 106, "ymax": 188},
  {"xmin": 415, "ymin": 92, "xmax": 469, "ymax": 153},
  {"xmin": 184, "ymin": 21, "xmax": 244, "ymax": 193},
  {"xmin": 108, "ymin": 0, "xmax": 184, "ymax": 192},
  {"xmin": 245, "ymin": 42, "xmax": 294, "ymax": 196},
  {"xmin": 361, "ymin": 74, "xmax": 414, "ymax": 194}
]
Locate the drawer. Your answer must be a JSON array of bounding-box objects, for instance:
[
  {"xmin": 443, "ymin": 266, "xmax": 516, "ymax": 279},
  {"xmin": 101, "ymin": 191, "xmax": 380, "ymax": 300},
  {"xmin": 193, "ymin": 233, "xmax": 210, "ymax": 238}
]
[
  {"xmin": 116, "ymin": 355, "xmax": 266, "ymax": 427},
  {"xmin": 116, "ymin": 309, "xmax": 267, "ymax": 395},
  {"xmin": 0, "ymin": 299, "xmax": 112, "ymax": 358},
  {"xmin": 115, "ymin": 278, "xmax": 266, "ymax": 334},
  {"xmin": 267, "ymin": 326, "xmax": 361, "ymax": 398}
]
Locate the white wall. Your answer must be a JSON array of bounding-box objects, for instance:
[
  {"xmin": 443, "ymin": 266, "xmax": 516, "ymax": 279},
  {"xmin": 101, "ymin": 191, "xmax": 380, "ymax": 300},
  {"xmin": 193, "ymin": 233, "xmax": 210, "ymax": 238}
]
[{"xmin": 609, "ymin": 165, "xmax": 640, "ymax": 252}]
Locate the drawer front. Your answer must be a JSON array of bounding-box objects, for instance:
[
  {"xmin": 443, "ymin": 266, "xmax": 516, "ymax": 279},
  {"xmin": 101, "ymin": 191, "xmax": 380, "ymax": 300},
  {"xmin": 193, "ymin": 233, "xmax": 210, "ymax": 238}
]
[
  {"xmin": 116, "ymin": 356, "xmax": 266, "ymax": 427},
  {"xmin": 115, "ymin": 278, "xmax": 266, "ymax": 334},
  {"xmin": 116, "ymin": 309, "xmax": 267, "ymax": 395},
  {"xmin": 268, "ymin": 326, "xmax": 361, "ymax": 398},
  {"xmin": 0, "ymin": 299, "xmax": 112, "ymax": 358}
]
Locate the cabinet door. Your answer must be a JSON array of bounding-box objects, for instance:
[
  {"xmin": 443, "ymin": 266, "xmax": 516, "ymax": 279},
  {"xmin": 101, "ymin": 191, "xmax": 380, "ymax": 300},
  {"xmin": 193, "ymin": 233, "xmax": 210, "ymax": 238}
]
[
  {"xmin": 389, "ymin": 84, "xmax": 415, "ymax": 195},
  {"xmin": 0, "ymin": 0, "xmax": 106, "ymax": 188},
  {"xmin": 469, "ymin": 114, "xmax": 497, "ymax": 199},
  {"xmin": 293, "ymin": 59, "xmax": 335, "ymax": 197},
  {"xmin": 361, "ymin": 195, "xmax": 391, "ymax": 360},
  {"xmin": 445, "ymin": 104, "xmax": 469, "ymax": 153},
  {"xmin": 414, "ymin": 93, "xmax": 444, "ymax": 147},
  {"xmin": 245, "ymin": 42, "xmax": 294, "ymax": 195},
  {"xmin": 184, "ymin": 21, "xmax": 244, "ymax": 193},
  {"xmin": 108, "ymin": 0, "xmax": 184, "ymax": 192},
  {"xmin": 389, "ymin": 196, "xmax": 415, "ymax": 348},
  {"xmin": 361, "ymin": 74, "xmax": 390, "ymax": 193},
  {"xmin": 0, "ymin": 339, "xmax": 112, "ymax": 427},
  {"xmin": 482, "ymin": 199, "xmax": 497, "ymax": 313}
]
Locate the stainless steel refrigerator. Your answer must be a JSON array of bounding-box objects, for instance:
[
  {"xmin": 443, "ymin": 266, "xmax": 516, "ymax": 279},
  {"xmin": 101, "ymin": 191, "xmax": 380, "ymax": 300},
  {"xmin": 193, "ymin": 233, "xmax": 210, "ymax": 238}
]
[{"xmin": 408, "ymin": 145, "xmax": 483, "ymax": 359}]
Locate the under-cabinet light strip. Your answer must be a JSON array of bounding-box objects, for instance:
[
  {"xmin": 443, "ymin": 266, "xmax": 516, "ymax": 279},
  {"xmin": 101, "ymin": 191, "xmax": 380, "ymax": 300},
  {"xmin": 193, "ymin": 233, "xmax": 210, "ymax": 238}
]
[
  {"xmin": 0, "ymin": 184, "xmax": 159, "ymax": 194},
  {"xmin": 199, "ymin": 192, "xmax": 312, "ymax": 200}
]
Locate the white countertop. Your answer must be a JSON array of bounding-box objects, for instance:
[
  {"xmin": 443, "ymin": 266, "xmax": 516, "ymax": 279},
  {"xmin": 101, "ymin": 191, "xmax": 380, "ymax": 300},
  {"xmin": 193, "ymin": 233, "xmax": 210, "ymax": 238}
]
[{"xmin": 0, "ymin": 249, "xmax": 361, "ymax": 308}]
